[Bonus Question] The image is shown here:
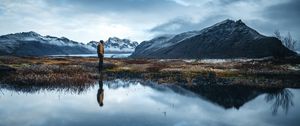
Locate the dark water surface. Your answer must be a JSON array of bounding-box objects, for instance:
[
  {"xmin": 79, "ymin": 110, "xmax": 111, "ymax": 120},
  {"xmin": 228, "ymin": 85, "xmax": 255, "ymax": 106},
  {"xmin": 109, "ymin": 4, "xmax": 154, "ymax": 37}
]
[{"xmin": 0, "ymin": 80, "xmax": 299, "ymax": 126}]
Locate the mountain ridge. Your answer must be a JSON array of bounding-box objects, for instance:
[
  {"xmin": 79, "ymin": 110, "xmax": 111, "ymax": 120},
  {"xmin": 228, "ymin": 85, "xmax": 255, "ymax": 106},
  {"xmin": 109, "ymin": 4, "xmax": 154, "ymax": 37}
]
[
  {"xmin": 0, "ymin": 31, "xmax": 138, "ymax": 56},
  {"xmin": 87, "ymin": 37, "xmax": 138, "ymax": 53},
  {"xmin": 131, "ymin": 19, "xmax": 296, "ymax": 59}
]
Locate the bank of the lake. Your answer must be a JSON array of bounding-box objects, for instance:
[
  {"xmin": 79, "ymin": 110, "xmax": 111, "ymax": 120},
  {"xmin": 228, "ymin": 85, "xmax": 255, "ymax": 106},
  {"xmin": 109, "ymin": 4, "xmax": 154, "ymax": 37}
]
[
  {"xmin": 49, "ymin": 53, "xmax": 132, "ymax": 58},
  {"xmin": 0, "ymin": 56, "xmax": 299, "ymax": 88}
]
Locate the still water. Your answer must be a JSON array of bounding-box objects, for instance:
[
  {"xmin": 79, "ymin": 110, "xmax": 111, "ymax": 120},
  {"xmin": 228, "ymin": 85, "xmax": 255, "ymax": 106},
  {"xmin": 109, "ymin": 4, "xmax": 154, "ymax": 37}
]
[
  {"xmin": 0, "ymin": 80, "xmax": 299, "ymax": 126},
  {"xmin": 49, "ymin": 53, "xmax": 131, "ymax": 58}
]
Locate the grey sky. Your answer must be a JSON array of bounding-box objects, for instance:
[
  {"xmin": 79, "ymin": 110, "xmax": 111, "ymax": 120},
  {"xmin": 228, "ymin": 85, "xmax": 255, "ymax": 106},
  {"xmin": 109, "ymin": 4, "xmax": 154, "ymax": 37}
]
[{"xmin": 0, "ymin": 0, "xmax": 299, "ymax": 43}]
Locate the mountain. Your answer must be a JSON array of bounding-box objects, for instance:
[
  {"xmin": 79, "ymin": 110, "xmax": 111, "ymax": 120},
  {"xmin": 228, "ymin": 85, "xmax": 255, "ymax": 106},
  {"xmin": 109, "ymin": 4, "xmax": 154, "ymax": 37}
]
[
  {"xmin": 131, "ymin": 19, "xmax": 296, "ymax": 59},
  {"xmin": 87, "ymin": 37, "xmax": 139, "ymax": 53},
  {"xmin": 0, "ymin": 31, "xmax": 95, "ymax": 56},
  {"xmin": 0, "ymin": 32, "xmax": 139, "ymax": 56}
]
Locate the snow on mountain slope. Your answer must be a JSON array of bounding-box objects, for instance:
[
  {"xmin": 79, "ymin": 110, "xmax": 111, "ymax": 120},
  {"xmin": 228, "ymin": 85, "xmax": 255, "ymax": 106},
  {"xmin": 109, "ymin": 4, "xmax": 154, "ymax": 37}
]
[
  {"xmin": 0, "ymin": 31, "xmax": 139, "ymax": 56},
  {"xmin": 87, "ymin": 37, "xmax": 139, "ymax": 53},
  {"xmin": 0, "ymin": 31, "xmax": 95, "ymax": 56}
]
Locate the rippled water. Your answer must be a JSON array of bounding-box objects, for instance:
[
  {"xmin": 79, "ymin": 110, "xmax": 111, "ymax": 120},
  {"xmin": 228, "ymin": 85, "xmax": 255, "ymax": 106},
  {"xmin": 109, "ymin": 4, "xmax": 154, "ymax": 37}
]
[{"xmin": 0, "ymin": 80, "xmax": 299, "ymax": 126}]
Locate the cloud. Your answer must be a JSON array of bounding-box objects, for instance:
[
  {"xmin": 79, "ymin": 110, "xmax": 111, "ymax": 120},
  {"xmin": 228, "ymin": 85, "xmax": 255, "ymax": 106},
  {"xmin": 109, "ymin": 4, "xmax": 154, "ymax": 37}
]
[
  {"xmin": 46, "ymin": 0, "xmax": 176, "ymax": 12},
  {"xmin": 262, "ymin": 0, "xmax": 300, "ymax": 32},
  {"xmin": 149, "ymin": 0, "xmax": 299, "ymax": 39},
  {"xmin": 150, "ymin": 15, "xmax": 228, "ymax": 35},
  {"xmin": 0, "ymin": 0, "xmax": 190, "ymax": 42},
  {"xmin": 0, "ymin": 0, "xmax": 162, "ymax": 42},
  {"xmin": 0, "ymin": 0, "xmax": 299, "ymax": 46},
  {"xmin": 149, "ymin": 17, "xmax": 195, "ymax": 34},
  {"xmin": 263, "ymin": 0, "xmax": 300, "ymax": 48}
]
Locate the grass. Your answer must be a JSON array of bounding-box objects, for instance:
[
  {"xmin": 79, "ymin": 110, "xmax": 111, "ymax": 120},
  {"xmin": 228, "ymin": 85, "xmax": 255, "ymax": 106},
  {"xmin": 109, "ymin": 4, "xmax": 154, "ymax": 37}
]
[{"xmin": 0, "ymin": 56, "xmax": 299, "ymax": 88}]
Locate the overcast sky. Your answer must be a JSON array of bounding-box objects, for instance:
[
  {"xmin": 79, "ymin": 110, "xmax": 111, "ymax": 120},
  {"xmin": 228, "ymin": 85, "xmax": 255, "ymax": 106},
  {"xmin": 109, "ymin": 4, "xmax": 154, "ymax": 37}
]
[{"xmin": 0, "ymin": 0, "xmax": 299, "ymax": 43}]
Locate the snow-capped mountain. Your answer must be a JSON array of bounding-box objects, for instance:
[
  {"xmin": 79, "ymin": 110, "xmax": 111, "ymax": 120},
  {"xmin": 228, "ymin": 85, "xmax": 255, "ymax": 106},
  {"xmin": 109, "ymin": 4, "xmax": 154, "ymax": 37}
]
[
  {"xmin": 0, "ymin": 31, "xmax": 139, "ymax": 56},
  {"xmin": 0, "ymin": 31, "xmax": 95, "ymax": 56},
  {"xmin": 131, "ymin": 19, "xmax": 296, "ymax": 59},
  {"xmin": 87, "ymin": 37, "xmax": 139, "ymax": 53}
]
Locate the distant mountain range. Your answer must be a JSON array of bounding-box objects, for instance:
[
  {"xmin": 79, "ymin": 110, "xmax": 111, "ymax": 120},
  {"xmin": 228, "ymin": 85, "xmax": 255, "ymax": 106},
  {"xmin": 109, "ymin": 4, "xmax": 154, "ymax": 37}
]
[
  {"xmin": 0, "ymin": 31, "xmax": 138, "ymax": 56},
  {"xmin": 87, "ymin": 37, "xmax": 138, "ymax": 53},
  {"xmin": 131, "ymin": 19, "xmax": 296, "ymax": 59},
  {"xmin": 0, "ymin": 19, "xmax": 297, "ymax": 58}
]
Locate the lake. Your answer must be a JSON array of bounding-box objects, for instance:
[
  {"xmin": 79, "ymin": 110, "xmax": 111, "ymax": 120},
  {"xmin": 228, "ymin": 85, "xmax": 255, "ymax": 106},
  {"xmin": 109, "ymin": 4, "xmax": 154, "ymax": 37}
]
[
  {"xmin": 0, "ymin": 79, "xmax": 299, "ymax": 126},
  {"xmin": 49, "ymin": 53, "xmax": 132, "ymax": 58}
]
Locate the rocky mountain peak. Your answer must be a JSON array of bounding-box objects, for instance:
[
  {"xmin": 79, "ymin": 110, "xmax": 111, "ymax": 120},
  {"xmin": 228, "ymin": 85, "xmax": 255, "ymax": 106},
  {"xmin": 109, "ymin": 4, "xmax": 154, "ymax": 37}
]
[
  {"xmin": 20, "ymin": 31, "xmax": 41, "ymax": 37},
  {"xmin": 236, "ymin": 19, "xmax": 245, "ymax": 25},
  {"xmin": 105, "ymin": 37, "xmax": 138, "ymax": 52},
  {"xmin": 217, "ymin": 19, "xmax": 235, "ymax": 25},
  {"xmin": 198, "ymin": 19, "xmax": 263, "ymax": 40},
  {"xmin": 3, "ymin": 31, "xmax": 42, "ymax": 39},
  {"xmin": 213, "ymin": 19, "xmax": 245, "ymax": 27},
  {"xmin": 86, "ymin": 37, "xmax": 139, "ymax": 53},
  {"xmin": 131, "ymin": 19, "xmax": 296, "ymax": 59},
  {"xmin": 107, "ymin": 37, "xmax": 131, "ymax": 44},
  {"xmin": 59, "ymin": 37, "xmax": 71, "ymax": 42},
  {"xmin": 209, "ymin": 19, "xmax": 245, "ymax": 29}
]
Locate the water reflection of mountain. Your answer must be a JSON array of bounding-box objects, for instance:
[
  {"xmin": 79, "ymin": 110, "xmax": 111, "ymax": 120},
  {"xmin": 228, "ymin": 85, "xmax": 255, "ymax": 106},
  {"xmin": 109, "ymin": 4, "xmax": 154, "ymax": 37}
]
[
  {"xmin": 108, "ymin": 80, "xmax": 295, "ymax": 115},
  {"xmin": 183, "ymin": 85, "xmax": 262, "ymax": 109},
  {"xmin": 0, "ymin": 83, "xmax": 95, "ymax": 94},
  {"xmin": 106, "ymin": 80, "xmax": 261, "ymax": 109},
  {"xmin": 105, "ymin": 80, "xmax": 294, "ymax": 114},
  {"xmin": 182, "ymin": 85, "xmax": 294, "ymax": 115},
  {"xmin": 0, "ymin": 79, "xmax": 294, "ymax": 115},
  {"xmin": 105, "ymin": 79, "xmax": 139, "ymax": 89},
  {"xmin": 105, "ymin": 79, "xmax": 198, "ymax": 97}
]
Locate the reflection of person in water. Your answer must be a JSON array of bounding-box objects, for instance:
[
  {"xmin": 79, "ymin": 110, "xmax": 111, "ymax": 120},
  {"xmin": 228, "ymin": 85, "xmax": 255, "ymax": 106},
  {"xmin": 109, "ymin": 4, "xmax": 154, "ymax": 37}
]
[{"xmin": 97, "ymin": 73, "xmax": 104, "ymax": 107}]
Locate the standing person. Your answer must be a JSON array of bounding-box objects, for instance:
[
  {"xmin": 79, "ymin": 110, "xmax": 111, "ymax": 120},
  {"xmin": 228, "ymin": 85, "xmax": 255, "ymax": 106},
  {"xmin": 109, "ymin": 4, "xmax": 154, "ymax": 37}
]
[{"xmin": 97, "ymin": 40, "xmax": 105, "ymax": 71}]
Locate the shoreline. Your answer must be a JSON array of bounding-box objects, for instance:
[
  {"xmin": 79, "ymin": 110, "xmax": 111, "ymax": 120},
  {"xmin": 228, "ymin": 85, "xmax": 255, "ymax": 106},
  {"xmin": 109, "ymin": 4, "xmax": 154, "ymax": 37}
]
[{"xmin": 0, "ymin": 56, "xmax": 300, "ymax": 89}]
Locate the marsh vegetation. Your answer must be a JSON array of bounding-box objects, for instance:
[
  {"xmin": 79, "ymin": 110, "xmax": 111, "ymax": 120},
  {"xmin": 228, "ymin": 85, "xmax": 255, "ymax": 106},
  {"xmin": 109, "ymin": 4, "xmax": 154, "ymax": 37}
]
[{"xmin": 0, "ymin": 56, "xmax": 299, "ymax": 88}]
